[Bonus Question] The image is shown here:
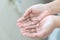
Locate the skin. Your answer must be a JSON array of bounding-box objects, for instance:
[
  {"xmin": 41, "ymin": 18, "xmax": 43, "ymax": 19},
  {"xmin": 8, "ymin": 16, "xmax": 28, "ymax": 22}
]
[
  {"xmin": 20, "ymin": 15, "xmax": 60, "ymax": 38},
  {"xmin": 17, "ymin": 0, "xmax": 60, "ymax": 38}
]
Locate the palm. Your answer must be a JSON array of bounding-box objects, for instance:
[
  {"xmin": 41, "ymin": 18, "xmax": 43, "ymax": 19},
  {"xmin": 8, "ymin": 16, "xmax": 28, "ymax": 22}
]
[
  {"xmin": 20, "ymin": 15, "xmax": 56, "ymax": 38},
  {"xmin": 17, "ymin": 4, "xmax": 49, "ymax": 28},
  {"xmin": 17, "ymin": 4, "xmax": 51, "ymax": 38}
]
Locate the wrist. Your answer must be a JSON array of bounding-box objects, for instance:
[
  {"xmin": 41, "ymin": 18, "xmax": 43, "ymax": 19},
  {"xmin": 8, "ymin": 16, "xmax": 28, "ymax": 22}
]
[
  {"xmin": 45, "ymin": 0, "xmax": 60, "ymax": 15},
  {"xmin": 53, "ymin": 16, "xmax": 60, "ymax": 28}
]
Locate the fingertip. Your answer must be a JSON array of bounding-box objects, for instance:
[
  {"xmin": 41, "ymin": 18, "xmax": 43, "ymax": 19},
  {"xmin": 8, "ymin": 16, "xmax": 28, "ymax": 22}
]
[
  {"xmin": 20, "ymin": 28, "xmax": 26, "ymax": 33},
  {"xmin": 17, "ymin": 17, "xmax": 24, "ymax": 23},
  {"xmin": 24, "ymin": 8, "xmax": 32, "ymax": 17},
  {"xmin": 17, "ymin": 22, "xmax": 24, "ymax": 28},
  {"xmin": 17, "ymin": 18, "xmax": 21, "ymax": 23}
]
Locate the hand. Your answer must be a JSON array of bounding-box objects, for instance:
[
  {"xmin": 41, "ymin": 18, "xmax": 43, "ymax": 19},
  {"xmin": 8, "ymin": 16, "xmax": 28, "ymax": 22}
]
[
  {"xmin": 20, "ymin": 15, "xmax": 56, "ymax": 38},
  {"xmin": 17, "ymin": 4, "xmax": 50, "ymax": 28}
]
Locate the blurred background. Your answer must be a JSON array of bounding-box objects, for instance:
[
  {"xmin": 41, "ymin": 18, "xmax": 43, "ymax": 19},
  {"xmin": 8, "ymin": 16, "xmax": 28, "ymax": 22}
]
[{"xmin": 1, "ymin": 0, "xmax": 60, "ymax": 40}]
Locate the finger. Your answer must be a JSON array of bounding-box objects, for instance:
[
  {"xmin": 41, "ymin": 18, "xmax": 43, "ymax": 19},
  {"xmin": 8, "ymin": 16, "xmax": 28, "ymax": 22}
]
[
  {"xmin": 21, "ymin": 29, "xmax": 43, "ymax": 38},
  {"xmin": 24, "ymin": 26, "xmax": 36, "ymax": 30},
  {"xmin": 24, "ymin": 23, "xmax": 39, "ymax": 29},
  {"xmin": 17, "ymin": 16, "xmax": 28, "ymax": 23},
  {"xmin": 20, "ymin": 28, "xmax": 36, "ymax": 33},
  {"xmin": 17, "ymin": 23, "xmax": 24, "ymax": 28},
  {"xmin": 17, "ymin": 8, "xmax": 32, "ymax": 23},
  {"xmin": 17, "ymin": 21, "xmax": 35, "ymax": 28},
  {"xmin": 20, "ymin": 29, "xmax": 37, "ymax": 38},
  {"xmin": 21, "ymin": 24, "xmax": 39, "ymax": 34},
  {"xmin": 17, "ymin": 21, "xmax": 39, "ymax": 28},
  {"xmin": 23, "ymin": 8, "xmax": 32, "ymax": 17},
  {"xmin": 20, "ymin": 28, "xmax": 27, "ymax": 33}
]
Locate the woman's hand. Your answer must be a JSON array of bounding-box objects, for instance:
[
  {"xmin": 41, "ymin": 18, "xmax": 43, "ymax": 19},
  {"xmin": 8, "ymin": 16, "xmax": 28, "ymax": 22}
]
[
  {"xmin": 20, "ymin": 15, "xmax": 56, "ymax": 38},
  {"xmin": 17, "ymin": 4, "xmax": 50, "ymax": 28},
  {"xmin": 17, "ymin": 0, "xmax": 60, "ymax": 38}
]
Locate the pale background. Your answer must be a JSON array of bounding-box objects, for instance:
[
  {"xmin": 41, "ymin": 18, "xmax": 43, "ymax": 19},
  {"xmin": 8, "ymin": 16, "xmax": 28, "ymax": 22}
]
[{"xmin": 0, "ymin": 0, "xmax": 53, "ymax": 40}]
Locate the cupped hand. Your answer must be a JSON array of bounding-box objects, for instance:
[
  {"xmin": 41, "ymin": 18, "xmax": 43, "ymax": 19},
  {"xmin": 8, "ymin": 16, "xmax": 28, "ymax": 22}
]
[
  {"xmin": 17, "ymin": 4, "xmax": 53, "ymax": 38},
  {"xmin": 17, "ymin": 4, "xmax": 50, "ymax": 28},
  {"xmin": 20, "ymin": 15, "xmax": 56, "ymax": 38}
]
